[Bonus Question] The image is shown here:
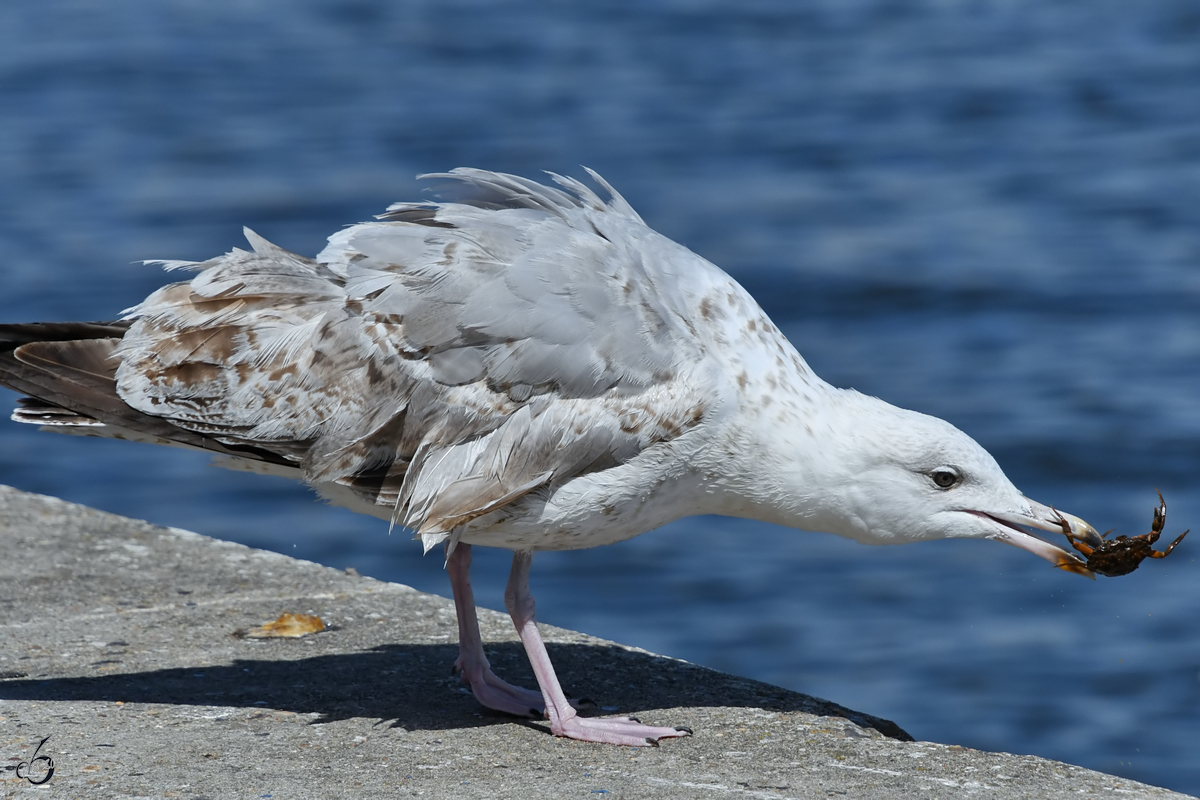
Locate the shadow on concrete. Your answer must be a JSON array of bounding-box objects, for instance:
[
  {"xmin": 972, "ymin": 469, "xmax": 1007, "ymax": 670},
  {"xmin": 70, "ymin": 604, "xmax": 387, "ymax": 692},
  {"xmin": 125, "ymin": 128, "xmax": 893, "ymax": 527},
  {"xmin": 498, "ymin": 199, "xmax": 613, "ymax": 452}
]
[{"xmin": 0, "ymin": 640, "xmax": 912, "ymax": 741}]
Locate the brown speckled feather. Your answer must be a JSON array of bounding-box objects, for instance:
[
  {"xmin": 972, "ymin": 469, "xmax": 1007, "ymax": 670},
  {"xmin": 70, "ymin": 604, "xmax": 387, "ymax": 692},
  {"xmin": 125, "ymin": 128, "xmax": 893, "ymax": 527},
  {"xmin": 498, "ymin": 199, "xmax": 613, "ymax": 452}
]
[{"xmin": 98, "ymin": 170, "xmax": 708, "ymax": 543}]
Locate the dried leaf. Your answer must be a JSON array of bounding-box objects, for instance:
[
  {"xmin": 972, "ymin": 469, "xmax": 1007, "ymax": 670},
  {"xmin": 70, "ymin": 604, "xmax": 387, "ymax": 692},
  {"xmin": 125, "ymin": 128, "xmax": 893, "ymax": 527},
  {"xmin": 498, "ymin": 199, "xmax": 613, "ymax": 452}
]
[{"xmin": 242, "ymin": 612, "xmax": 325, "ymax": 639}]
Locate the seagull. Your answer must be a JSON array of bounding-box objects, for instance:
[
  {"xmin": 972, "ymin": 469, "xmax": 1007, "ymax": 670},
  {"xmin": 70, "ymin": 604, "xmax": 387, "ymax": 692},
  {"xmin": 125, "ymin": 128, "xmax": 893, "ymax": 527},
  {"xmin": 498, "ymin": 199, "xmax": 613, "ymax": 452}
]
[{"xmin": 0, "ymin": 168, "xmax": 1102, "ymax": 746}]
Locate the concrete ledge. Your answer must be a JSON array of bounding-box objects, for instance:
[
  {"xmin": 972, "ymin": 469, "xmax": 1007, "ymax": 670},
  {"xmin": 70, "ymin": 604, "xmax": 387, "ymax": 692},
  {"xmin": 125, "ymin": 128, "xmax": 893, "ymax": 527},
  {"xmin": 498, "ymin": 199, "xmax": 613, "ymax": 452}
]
[{"xmin": 0, "ymin": 485, "xmax": 1189, "ymax": 798}]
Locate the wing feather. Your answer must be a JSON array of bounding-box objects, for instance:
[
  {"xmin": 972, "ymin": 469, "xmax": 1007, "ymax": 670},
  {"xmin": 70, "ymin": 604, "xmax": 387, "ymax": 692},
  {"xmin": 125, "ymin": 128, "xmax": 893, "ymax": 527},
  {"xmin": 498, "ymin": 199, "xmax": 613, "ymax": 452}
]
[{"xmin": 21, "ymin": 170, "xmax": 712, "ymax": 537}]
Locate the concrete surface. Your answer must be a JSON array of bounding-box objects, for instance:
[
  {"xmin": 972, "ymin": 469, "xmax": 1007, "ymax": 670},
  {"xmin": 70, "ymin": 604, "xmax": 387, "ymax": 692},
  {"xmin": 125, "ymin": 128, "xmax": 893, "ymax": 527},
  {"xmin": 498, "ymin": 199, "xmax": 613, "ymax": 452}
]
[{"xmin": 0, "ymin": 484, "xmax": 1191, "ymax": 799}]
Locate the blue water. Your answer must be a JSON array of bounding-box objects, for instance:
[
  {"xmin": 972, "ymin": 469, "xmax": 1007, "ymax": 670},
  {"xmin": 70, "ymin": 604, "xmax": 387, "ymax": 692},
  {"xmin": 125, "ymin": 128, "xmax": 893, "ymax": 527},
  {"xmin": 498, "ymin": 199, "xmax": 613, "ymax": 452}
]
[{"xmin": 2, "ymin": 1, "xmax": 1199, "ymax": 793}]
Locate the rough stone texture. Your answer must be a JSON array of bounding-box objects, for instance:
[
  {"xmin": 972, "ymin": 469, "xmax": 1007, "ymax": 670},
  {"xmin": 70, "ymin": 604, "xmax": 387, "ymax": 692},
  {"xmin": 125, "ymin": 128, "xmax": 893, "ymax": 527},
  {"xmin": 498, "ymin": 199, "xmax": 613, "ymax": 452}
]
[{"xmin": 0, "ymin": 485, "xmax": 1190, "ymax": 799}]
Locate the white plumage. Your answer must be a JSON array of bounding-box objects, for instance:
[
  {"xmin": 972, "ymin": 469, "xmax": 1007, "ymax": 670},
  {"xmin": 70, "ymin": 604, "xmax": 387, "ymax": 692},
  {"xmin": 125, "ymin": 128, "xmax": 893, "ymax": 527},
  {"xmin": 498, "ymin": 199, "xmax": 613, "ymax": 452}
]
[{"xmin": 0, "ymin": 168, "xmax": 1101, "ymax": 746}]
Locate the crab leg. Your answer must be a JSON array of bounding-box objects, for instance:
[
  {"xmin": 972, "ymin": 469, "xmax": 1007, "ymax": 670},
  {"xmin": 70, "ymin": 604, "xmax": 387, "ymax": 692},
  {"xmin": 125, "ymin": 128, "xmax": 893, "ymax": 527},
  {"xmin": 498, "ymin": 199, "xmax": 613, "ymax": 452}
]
[{"xmin": 1148, "ymin": 530, "xmax": 1189, "ymax": 558}]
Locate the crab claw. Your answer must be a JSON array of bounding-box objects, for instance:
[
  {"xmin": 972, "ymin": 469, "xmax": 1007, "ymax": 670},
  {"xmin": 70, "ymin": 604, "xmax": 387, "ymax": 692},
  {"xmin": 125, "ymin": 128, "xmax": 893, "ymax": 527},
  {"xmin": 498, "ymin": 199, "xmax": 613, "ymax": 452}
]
[
  {"xmin": 1150, "ymin": 490, "xmax": 1168, "ymax": 537},
  {"xmin": 981, "ymin": 499, "xmax": 1101, "ymax": 580},
  {"xmin": 1052, "ymin": 554, "xmax": 1098, "ymax": 578},
  {"xmin": 1056, "ymin": 510, "xmax": 1104, "ymax": 547}
]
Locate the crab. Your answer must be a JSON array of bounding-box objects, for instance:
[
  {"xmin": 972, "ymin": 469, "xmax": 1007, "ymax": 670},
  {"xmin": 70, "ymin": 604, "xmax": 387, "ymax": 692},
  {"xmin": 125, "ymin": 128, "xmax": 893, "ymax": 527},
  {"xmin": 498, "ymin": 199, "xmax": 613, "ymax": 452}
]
[{"xmin": 1059, "ymin": 491, "xmax": 1189, "ymax": 578}]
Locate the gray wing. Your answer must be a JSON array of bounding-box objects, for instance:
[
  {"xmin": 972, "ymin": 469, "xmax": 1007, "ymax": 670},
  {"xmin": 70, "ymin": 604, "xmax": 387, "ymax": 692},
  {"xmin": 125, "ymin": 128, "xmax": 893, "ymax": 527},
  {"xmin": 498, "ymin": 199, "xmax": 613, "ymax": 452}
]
[{"xmin": 114, "ymin": 169, "xmax": 709, "ymax": 539}]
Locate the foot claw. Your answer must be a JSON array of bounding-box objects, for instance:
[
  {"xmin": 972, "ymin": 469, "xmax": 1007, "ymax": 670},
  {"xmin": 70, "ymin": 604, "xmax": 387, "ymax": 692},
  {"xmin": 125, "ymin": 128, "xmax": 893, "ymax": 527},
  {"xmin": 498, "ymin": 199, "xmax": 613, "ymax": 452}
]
[
  {"xmin": 675, "ymin": 726, "xmax": 693, "ymax": 735},
  {"xmin": 548, "ymin": 715, "xmax": 693, "ymax": 746}
]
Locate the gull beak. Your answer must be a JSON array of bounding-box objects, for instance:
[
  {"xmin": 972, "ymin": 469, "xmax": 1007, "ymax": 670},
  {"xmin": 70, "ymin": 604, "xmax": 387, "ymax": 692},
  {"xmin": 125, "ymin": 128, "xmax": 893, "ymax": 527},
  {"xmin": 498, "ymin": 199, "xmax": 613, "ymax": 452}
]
[{"xmin": 976, "ymin": 499, "xmax": 1102, "ymax": 580}]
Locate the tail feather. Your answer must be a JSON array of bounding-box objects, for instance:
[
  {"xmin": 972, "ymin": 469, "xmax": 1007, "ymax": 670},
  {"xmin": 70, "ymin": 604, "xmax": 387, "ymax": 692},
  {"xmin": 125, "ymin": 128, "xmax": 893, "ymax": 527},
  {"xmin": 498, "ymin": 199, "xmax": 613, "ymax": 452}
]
[
  {"xmin": 0, "ymin": 321, "xmax": 132, "ymax": 350},
  {"xmin": 0, "ymin": 323, "xmax": 131, "ymax": 427},
  {"xmin": 13, "ymin": 397, "xmax": 105, "ymax": 427},
  {"xmin": 0, "ymin": 321, "xmax": 292, "ymax": 468}
]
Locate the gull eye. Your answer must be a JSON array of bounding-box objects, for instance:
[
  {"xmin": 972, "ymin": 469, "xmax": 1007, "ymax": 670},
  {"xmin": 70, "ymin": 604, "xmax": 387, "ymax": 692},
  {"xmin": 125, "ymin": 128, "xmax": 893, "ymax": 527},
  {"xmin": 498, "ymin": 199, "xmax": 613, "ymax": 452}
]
[{"xmin": 931, "ymin": 468, "xmax": 960, "ymax": 489}]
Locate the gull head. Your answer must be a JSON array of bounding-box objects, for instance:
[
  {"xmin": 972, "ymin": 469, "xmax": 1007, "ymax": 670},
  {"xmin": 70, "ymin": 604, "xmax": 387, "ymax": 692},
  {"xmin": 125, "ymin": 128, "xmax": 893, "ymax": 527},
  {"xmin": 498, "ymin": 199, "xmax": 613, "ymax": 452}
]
[{"xmin": 812, "ymin": 393, "xmax": 1102, "ymax": 578}]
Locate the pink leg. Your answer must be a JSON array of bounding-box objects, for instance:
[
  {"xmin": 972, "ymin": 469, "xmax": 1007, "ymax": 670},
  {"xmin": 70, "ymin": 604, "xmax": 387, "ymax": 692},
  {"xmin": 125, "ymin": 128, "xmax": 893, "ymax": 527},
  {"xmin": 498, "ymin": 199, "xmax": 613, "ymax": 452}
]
[
  {"xmin": 447, "ymin": 543, "xmax": 545, "ymax": 717},
  {"xmin": 504, "ymin": 550, "xmax": 692, "ymax": 746}
]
